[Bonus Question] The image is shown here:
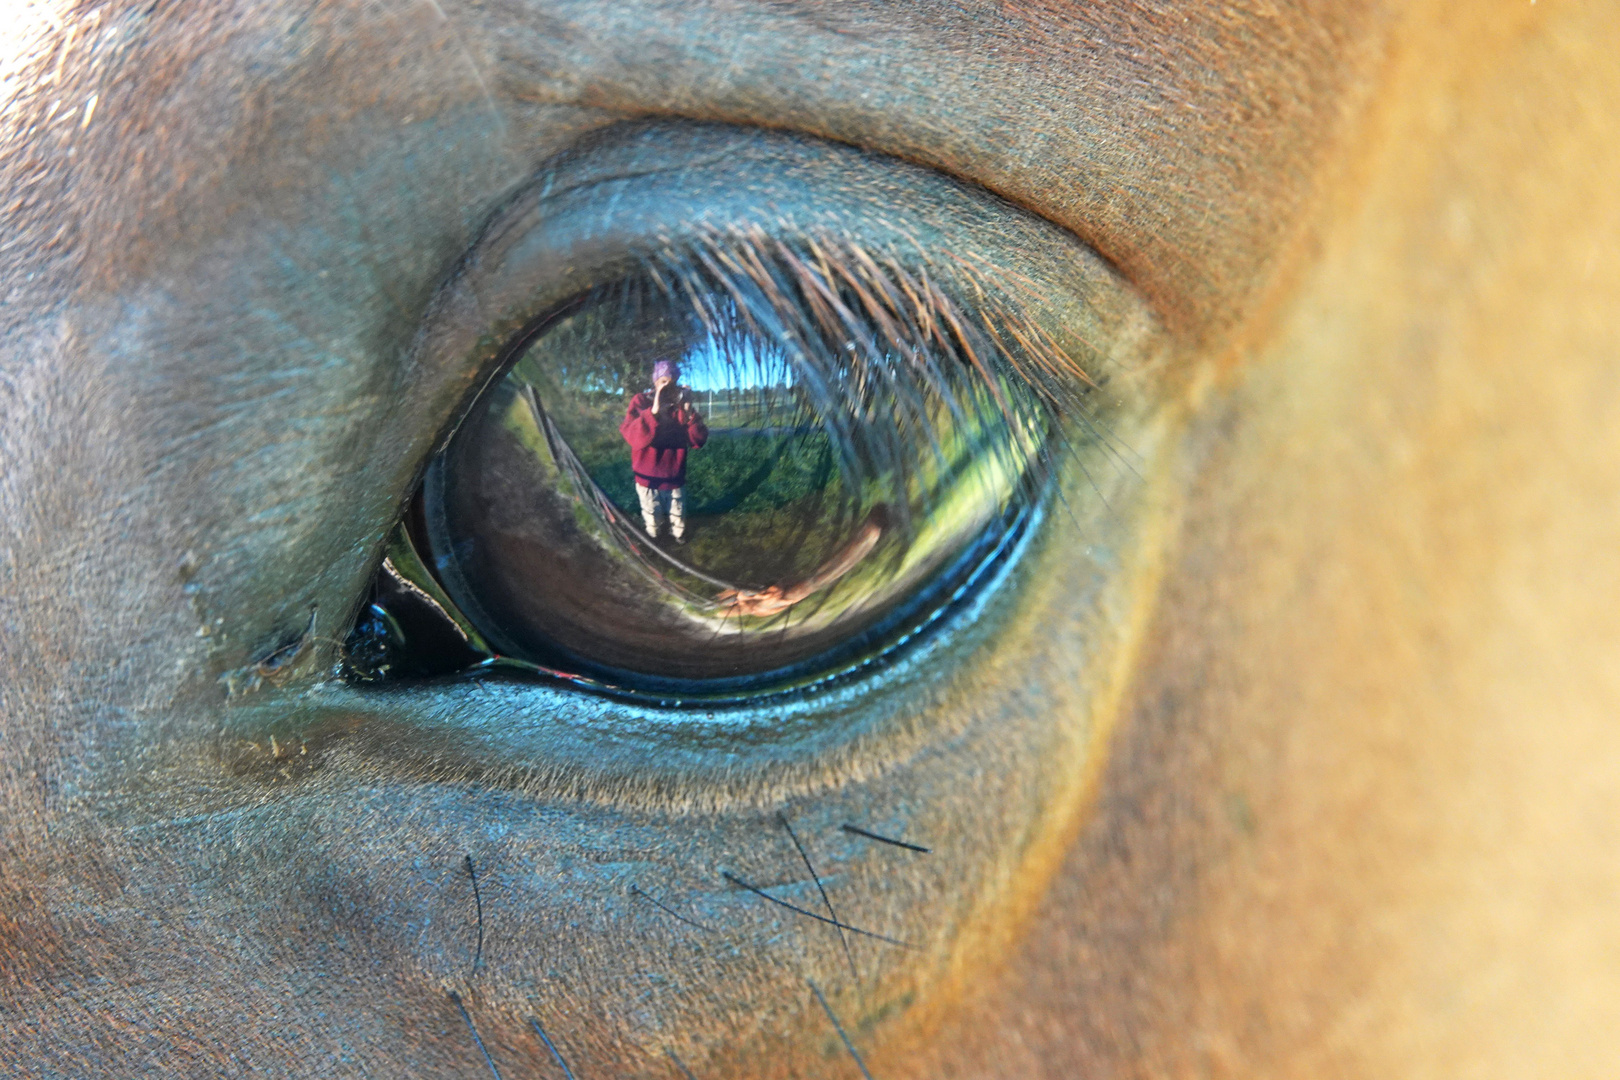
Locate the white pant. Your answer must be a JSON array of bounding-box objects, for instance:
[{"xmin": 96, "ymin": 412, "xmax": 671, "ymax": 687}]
[{"xmin": 636, "ymin": 483, "xmax": 685, "ymax": 538}]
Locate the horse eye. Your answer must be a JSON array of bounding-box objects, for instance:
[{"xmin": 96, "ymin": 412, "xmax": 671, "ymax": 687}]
[{"xmin": 345, "ymin": 235, "xmax": 1050, "ymax": 698}]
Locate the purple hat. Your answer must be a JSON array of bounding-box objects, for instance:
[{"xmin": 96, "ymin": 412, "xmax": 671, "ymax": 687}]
[{"xmin": 651, "ymin": 359, "xmax": 679, "ymax": 383}]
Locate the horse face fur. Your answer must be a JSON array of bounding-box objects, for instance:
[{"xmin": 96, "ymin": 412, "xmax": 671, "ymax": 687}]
[{"xmin": 3, "ymin": 2, "xmax": 1618, "ymax": 1076}]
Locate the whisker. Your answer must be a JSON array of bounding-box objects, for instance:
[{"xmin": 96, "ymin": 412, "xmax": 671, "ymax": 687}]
[
  {"xmin": 666, "ymin": 1047, "xmax": 699, "ymax": 1080},
  {"xmin": 631, "ymin": 883, "xmax": 714, "ymax": 933},
  {"xmin": 449, "ymin": 990, "xmax": 505, "ymax": 1080},
  {"xmin": 720, "ymin": 872, "xmax": 916, "ymax": 948},
  {"xmin": 808, "ymin": 980, "xmax": 874, "ymax": 1080},
  {"xmin": 465, "ymin": 854, "xmax": 484, "ymax": 974},
  {"xmin": 779, "ymin": 813, "xmax": 857, "ymax": 983},
  {"xmin": 531, "ymin": 1016, "xmax": 578, "ymax": 1080},
  {"xmin": 840, "ymin": 824, "xmax": 931, "ymax": 854}
]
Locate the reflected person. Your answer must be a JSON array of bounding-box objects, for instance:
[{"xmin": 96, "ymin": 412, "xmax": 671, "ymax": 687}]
[{"xmin": 619, "ymin": 359, "xmax": 708, "ymax": 543}]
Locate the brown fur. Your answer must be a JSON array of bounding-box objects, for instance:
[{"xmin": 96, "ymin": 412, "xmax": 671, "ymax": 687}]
[{"xmin": 2, "ymin": 0, "xmax": 1617, "ymax": 1076}]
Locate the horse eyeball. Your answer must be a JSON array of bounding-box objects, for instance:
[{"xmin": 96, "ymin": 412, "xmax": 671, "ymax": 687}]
[{"xmin": 355, "ymin": 241, "xmax": 1051, "ymax": 697}]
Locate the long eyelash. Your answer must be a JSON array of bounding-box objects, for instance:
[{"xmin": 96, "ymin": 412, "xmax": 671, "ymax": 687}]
[
  {"xmin": 629, "ymin": 226, "xmax": 1122, "ymax": 549},
  {"xmin": 688, "ymin": 228, "xmax": 1097, "ymax": 404}
]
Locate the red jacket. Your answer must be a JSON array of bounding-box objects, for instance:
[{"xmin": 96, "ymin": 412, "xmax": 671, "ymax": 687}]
[{"xmin": 619, "ymin": 390, "xmax": 708, "ymax": 490}]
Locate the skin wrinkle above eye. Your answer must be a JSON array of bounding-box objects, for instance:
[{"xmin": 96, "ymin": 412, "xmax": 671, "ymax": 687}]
[
  {"xmin": 471, "ymin": 0, "xmax": 1388, "ymax": 339},
  {"xmin": 3, "ymin": 2, "xmax": 1381, "ymax": 348}
]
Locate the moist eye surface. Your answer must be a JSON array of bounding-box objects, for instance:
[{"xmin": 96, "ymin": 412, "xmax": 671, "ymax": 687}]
[
  {"xmin": 411, "ymin": 247, "xmax": 1045, "ymax": 689},
  {"xmin": 338, "ymin": 123, "xmax": 1165, "ymax": 715}
]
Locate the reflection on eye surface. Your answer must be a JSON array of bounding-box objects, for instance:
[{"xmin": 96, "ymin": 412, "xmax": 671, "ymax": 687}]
[
  {"xmin": 351, "ymin": 230, "xmax": 1062, "ymax": 695},
  {"xmin": 327, "ymin": 121, "xmax": 1170, "ymax": 716}
]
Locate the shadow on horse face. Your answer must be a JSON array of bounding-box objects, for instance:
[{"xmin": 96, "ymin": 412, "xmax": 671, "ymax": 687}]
[{"xmin": 2, "ymin": 1, "xmax": 1618, "ymax": 1076}]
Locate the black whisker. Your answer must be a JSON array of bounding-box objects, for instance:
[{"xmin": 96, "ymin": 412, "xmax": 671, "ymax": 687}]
[
  {"xmin": 840, "ymin": 824, "xmax": 931, "ymax": 854},
  {"xmin": 666, "ymin": 1047, "xmax": 699, "ymax": 1080},
  {"xmin": 808, "ymin": 980, "xmax": 874, "ymax": 1080},
  {"xmin": 720, "ymin": 872, "xmax": 915, "ymax": 948},
  {"xmin": 779, "ymin": 813, "xmax": 857, "ymax": 982},
  {"xmin": 531, "ymin": 1016, "xmax": 578, "ymax": 1080},
  {"xmin": 465, "ymin": 854, "xmax": 485, "ymax": 974},
  {"xmin": 631, "ymin": 883, "xmax": 714, "ymax": 933},
  {"xmin": 450, "ymin": 990, "xmax": 505, "ymax": 1080}
]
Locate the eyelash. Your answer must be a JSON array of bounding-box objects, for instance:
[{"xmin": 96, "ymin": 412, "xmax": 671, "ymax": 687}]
[{"xmin": 647, "ymin": 224, "xmax": 1097, "ymax": 429}]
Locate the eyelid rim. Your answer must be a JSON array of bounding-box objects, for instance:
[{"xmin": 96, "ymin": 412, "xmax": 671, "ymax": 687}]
[{"xmin": 265, "ymin": 119, "xmax": 1175, "ymax": 808}]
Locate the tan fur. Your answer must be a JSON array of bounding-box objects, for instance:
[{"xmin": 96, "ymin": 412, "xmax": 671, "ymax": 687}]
[{"xmin": 1, "ymin": 0, "xmax": 1616, "ymax": 1076}]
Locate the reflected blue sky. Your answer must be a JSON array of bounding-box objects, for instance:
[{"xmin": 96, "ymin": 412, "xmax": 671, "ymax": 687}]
[{"xmin": 678, "ymin": 331, "xmax": 796, "ymax": 392}]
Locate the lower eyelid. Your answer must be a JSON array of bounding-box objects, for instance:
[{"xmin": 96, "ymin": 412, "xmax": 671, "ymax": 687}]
[
  {"xmin": 281, "ymin": 394, "xmax": 1161, "ymax": 820},
  {"xmin": 247, "ymin": 471, "xmax": 1056, "ymax": 807}
]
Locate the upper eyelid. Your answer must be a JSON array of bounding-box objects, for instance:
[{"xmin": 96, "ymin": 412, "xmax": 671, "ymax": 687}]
[
  {"xmin": 471, "ymin": 3, "xmax": 1241, "ymax": 310},
  {"xmin": 428, "ymin": 122, "xmax": 1166, "ymax": 432}
]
